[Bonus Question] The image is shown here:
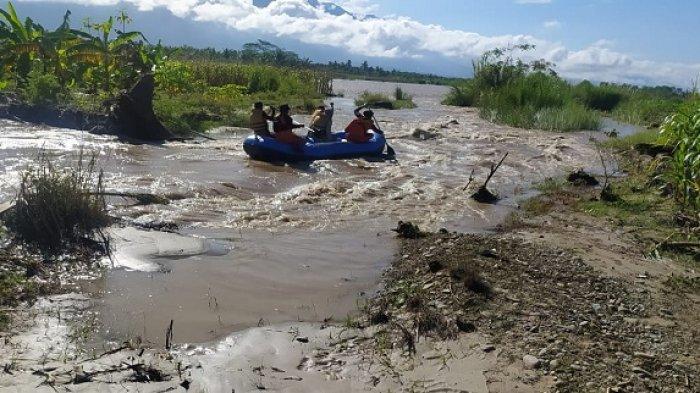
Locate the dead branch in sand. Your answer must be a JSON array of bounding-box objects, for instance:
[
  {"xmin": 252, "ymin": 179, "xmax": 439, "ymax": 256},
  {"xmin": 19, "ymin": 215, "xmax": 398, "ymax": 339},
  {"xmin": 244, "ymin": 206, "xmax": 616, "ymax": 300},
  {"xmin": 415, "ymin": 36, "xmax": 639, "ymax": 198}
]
[
  {"xmin": 462, "ymin": 169, "xmax": 476, "ymax": 191},
  {"xmin": 597, "ymin": 149, "xmax": 618, "ymax": 202},
  {"xmin": 471, "ymin": 153, "xmax": 509, "ymax": 204},
  {"xmin": 165, "ymin": 319, "xmax": 174, "ymax": 350},
  {"xmin": 92, "ymin": 192, "xmax": 170, "ymax": 206}
]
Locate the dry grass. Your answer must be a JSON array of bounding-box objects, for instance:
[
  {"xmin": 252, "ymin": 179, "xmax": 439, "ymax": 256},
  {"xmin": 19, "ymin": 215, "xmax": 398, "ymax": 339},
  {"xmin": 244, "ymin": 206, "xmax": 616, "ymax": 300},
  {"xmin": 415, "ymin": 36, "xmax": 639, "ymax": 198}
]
[{"xmin": 6, "ymin": 151, "xmax": 111, "ymax": 254}]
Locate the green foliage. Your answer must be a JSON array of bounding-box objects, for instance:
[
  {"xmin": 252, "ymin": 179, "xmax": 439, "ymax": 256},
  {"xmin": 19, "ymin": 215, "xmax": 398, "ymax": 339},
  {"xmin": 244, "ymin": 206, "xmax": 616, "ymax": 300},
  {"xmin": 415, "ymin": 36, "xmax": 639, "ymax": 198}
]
[
  {"xmin": 573, "ymin": 81, "xmax": 623, "ymax": 111},
  {"xmin": 0, "ymin": 2, "xmax": 162, "ymax": 95},
  {"xmin": 612, "ymin": 97, "xmax": 680, "ymax": 128},
  {"xmin": 6, "ymin": 151, "xmax": 110, "ymax": 254},
  {"xmin": 442, "ymin": 80, "xmax": 478, "ymax": 107},
  {"xmin": 444, "ymin": 45, "xmax": 599, "ymax": 132},
  {"xmin": 601, "ymin": 128, "xmax": 660, "ymax": 150},
  {"xmin": 21, "ymin": 68, "xmax": 62, "ymax": 105},
  {"xmin": 478, "ymin": 72, "xmax": 600, "ymax": 131},
  {"xmin": 660, "ymin": 100, "xmax": 700, "ymax": 210},
  {"xmin": 155, "ymin": 61, "xmax": 197, "ymax": 94},
  {"xmin": 152, "ymin": 60, "xmax": 325, "ymax": 133},
  {"xmin": 355, "ymin": 90, "xmax": 416, "ymax": 110}
]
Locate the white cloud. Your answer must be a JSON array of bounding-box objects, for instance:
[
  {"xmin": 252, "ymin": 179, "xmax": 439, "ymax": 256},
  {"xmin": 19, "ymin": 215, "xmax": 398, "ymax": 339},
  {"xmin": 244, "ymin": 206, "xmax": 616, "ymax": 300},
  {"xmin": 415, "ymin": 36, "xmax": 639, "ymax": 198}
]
[
  {"xmin": 17, "ymin": 0, "xmax": 700, "ymax": 87},
  {"xmin": 543, "ymin": 20, "xmax": 561, "ymax": 29}
]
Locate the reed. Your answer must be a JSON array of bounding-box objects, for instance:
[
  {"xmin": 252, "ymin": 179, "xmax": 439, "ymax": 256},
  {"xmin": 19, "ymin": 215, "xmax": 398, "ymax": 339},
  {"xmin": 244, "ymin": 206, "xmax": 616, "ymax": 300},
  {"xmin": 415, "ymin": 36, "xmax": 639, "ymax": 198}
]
[{"xmin": 6, "ymin": 151, "xmax": 110, "ymax": 254}]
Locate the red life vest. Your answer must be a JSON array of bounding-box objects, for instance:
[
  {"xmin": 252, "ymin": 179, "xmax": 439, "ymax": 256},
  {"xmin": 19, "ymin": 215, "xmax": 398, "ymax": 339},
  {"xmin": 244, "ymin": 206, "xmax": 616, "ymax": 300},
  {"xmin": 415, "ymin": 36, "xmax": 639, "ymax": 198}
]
[{"xmin": 345, "ymin": 118, "xmax": 374, "ymax": 143}]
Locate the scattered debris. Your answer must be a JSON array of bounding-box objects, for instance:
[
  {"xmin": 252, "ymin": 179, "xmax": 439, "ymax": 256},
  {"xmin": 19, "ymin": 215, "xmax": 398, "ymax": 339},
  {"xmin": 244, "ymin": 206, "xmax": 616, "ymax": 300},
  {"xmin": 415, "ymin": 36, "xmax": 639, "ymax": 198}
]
[
  {"xmin": 471, "ymin": 153, "xmax": 508, "ymax": 204},
  {"xmin": 567, "ymin": 169, "xmax": 600, "ymax": 186},
  {"xmin": 393, "ymin": 221, "xmax": 424, "ymax": 239}
]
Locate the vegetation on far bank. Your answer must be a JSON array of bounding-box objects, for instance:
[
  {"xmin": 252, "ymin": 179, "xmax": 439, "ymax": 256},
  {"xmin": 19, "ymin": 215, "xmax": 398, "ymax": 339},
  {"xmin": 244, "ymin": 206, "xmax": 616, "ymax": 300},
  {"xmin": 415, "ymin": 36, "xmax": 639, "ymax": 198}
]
[
  {"xmin": 0, "ymin": 3, "xmax": 329, "ymax": 134},
  {"xmin": 442, "ymin": 44, "xmax": 694, "ymax": 132},
  {"xmin": 153, "ymin": 60, "xmax": 329, "ymax": 132},
  {"xmin": 170, "ymin": 41, "xmax": 459, "ymax": 86}
]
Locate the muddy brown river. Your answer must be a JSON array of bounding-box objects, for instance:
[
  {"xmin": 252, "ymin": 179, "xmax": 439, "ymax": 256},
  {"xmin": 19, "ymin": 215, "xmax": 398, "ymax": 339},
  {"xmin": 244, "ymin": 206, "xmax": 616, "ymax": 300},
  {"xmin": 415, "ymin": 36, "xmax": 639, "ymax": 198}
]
[{"xmin": 0, "ymin": 79, "xmax": 602, "ymax": 346}]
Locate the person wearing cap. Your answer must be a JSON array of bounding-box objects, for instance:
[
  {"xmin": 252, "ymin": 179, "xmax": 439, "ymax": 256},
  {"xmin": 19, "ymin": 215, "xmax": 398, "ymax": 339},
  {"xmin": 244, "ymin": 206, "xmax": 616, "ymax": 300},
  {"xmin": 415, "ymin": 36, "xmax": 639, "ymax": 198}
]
[
  {"xmin": 273, "ymin": 104, "xmax": 305, "ymax": 150},
  {"xmin": 309, "ymin": 102, "xmax": 334, "ymax": 141},
  {"xmin": 345, "ymin": 104, "xmax": 379, "ymax": 143},
  {"xmin": 249, "ymin": 102, "xmax": 275, "ymax": 137}
]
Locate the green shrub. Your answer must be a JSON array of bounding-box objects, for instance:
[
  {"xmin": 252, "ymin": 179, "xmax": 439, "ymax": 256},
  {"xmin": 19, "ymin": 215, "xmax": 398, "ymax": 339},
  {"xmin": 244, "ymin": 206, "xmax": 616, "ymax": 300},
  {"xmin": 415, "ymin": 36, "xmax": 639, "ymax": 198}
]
[
  {"xmin": 6, "ymin": 152, "xmax": 110, "ymax": 254},
  {"xmin": 394, "ymin": 86, "xmax": 407, "ymax": 101},
  {"xmin": 21, "ymin": 70, "xmax": 63, "ymax": 105},
  {"xmin": 613, "ymin": 97, "xmax": 680, "ymax": 128},
  {"xmin": 535, "ymin": 103, "xmax": 601, "ymax": 131},
  {"xmin": 601, "ymin": 128, "xmax": 660, "ymax": 150},
  {"xmin": 574, "ymin": 81, "xmax": 623, "ymax": 111},
  {"xmin": 660, "ymin": 101, "xmax": 700, "ymax": 210},
  {"xmin": 355, "ymin": 90, "xmax": 415, "ymax": 110},
  {"xmin": 355, "ymin": 91, "xmax": 393, "ymax": 108},
  {"xmin": 442, "ymin": 80, "xmax": 478, "ymax": 107}
]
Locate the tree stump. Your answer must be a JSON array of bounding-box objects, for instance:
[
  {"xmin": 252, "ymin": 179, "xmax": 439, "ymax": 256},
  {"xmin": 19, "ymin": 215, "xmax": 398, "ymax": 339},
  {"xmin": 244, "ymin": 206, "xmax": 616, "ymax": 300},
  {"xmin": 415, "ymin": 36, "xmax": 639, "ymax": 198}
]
[{"xmin": 112, "ymin": 74, "xmax": 174, "ymax": 141}]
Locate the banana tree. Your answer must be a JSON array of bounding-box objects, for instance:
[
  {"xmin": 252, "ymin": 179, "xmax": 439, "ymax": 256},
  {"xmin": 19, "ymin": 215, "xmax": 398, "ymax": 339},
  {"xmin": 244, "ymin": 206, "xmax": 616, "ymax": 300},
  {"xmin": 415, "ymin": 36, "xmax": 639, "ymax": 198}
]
[
  {"xmin": 0, "ymin": 2, "xmax": 44, "ymax": 80},
  {"xmin": 69, "ymin": 16, "xmax": 146, "ymax": 92}
]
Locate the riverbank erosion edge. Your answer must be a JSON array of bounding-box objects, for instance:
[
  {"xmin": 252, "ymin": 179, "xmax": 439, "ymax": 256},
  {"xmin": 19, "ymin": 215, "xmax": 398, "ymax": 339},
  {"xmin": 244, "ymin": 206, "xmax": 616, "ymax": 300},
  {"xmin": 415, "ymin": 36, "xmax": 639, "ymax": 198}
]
[{"xmin": 0, "ymin": 74, "xmax": 174, "ymax": 142}]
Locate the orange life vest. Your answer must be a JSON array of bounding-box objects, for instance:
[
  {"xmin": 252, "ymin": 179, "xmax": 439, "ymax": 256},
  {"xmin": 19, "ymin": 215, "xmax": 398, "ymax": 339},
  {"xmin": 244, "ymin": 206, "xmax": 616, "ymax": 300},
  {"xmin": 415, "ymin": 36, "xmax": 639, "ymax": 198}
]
[{"xmin": 345, "ymin": 118, "xmax": 374, "ymax": 143}]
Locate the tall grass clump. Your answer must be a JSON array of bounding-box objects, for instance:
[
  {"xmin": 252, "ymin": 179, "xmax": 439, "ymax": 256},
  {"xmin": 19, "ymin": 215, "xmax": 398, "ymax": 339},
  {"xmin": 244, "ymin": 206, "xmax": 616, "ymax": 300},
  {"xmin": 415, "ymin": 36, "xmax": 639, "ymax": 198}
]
[
  {"xmin": 478, "ymin": 71, "xmax": 600, "ymax": 131},
  {"xmin": 442, "ymin": 80, "xmax": 478, "ymax": 107},
  {"xmin": 573, "ymin": 81, "xmax": 623, "ymax": 111},
  {"xmin": 6, "ymin": 152, "xmax": 110, "ymax": 254},
  {"xmin": 444, "ymin": 45, "xmax": 601, "ymax": 132},
  {"xmin": 660, "ymin": 100, "xmax": 700, "ymax": 211},
  {"xmin": 355, "ymin": 89, "xmax": 416, "ymax": 110}
]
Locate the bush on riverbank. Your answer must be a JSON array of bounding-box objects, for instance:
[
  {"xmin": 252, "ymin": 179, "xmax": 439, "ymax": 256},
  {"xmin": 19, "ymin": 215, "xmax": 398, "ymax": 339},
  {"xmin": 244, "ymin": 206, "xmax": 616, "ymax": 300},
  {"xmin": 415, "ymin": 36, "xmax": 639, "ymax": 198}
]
[
  {"xmin": 6, "ymin": 152, "xmax": 110, "ymax": 255},
  {"xmin": 443, "ymin": 45, "xmax": 601, "ymax": 131},
  {"xmin": 354, "ymin": 89, "xmax": 416, "ymax": 110},
  {"xmin": 444, "ymin": 45, "xmax": 690, "ymax": 132},
  {"xmin": 660, "ymin": 100, "xmax": 700, "ymax": 211}
]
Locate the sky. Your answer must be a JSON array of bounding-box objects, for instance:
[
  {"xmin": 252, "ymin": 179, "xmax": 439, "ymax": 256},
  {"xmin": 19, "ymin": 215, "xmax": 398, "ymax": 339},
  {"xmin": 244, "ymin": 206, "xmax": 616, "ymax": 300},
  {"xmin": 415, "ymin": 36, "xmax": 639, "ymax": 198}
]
[{"xmin": 10, "ymin": 0, "xmax": 700, "ymax": 87}]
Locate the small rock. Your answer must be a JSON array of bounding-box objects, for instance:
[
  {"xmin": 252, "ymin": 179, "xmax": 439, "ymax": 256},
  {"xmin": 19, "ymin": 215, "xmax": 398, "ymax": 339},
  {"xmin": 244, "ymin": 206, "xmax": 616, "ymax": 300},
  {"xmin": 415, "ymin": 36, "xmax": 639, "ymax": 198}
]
[
  {"xmin": 456, "ymin": 318, "xmax": 476, "ymax": 333},
  {"xmin": 523, "ymin": 355, "xmax": 541, "ymax": 370},
  {"xmin": 482, "ymin": 345, "xmax": 496, "ymax": 353},
  {"xmin": 549, "ymin": 359, "xmax": 559, "ymax": 369},
  {"xmin": 632, "ymin": 366, "xmax": 652, "ymax": 378}
]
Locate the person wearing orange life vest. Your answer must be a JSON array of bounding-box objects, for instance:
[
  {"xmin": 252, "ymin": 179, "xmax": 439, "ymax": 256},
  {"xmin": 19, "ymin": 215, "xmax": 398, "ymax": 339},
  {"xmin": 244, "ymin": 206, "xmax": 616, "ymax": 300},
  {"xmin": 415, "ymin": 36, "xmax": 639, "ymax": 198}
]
[
  {"xmin": 273, "ymin": 104, "xmax": 306, "ymax": 150},
  {"xmin": 249, "ymin": 102, "xmax": 275, "ymax": 137},
  {"xmin": 345, "ymin": 105, "xmax": 379, "ymax": 143}
]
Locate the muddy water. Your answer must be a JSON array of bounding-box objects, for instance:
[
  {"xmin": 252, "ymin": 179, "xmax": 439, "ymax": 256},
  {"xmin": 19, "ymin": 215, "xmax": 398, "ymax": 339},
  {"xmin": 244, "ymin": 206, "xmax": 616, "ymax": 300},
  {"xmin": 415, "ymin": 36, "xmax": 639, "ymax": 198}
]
[{"xmin": 0, "ymin": 79, "xmax": 601, "ymax": 345}]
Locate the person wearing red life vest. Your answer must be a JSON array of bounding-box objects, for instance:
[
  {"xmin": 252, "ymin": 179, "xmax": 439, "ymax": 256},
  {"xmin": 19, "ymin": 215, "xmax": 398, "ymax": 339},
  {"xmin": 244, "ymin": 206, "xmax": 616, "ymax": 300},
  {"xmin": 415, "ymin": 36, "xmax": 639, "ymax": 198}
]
[{"xmin": 345, "ymin": 105, "xmax": 379, "ymax": 143}]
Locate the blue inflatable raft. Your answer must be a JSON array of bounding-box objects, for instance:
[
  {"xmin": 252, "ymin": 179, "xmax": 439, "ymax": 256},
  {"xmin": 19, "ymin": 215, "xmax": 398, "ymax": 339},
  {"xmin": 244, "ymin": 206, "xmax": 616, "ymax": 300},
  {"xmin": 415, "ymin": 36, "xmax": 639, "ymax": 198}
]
[{"xmin": 243, "ymin": 131, "xmax": 386, "ymax": 162}]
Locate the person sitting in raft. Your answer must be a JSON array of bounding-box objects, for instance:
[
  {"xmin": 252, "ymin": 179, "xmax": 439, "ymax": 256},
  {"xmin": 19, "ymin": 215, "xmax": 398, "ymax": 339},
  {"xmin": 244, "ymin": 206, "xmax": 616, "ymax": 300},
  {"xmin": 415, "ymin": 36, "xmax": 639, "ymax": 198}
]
[
  {"xmin": 344, "ymin": 104, "xmax": 379, "ymax": 143},
  {"xmin": 309, "ymin": 102, "xmax": 334, "ymax": 141},
  {"xmin": 273, "ymin": 104, "xmax": 306, "ymax": 150},
  {"xmin": 249, "ymin": 102, "xmax": 275, "ymax": 137}
]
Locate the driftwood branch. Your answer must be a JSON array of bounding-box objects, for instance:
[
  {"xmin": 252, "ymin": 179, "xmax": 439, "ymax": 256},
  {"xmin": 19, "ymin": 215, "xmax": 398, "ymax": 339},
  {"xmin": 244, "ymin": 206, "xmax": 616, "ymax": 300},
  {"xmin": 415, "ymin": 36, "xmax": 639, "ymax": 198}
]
[
  {"xmin": 92, "ymin": 192, "xmax": 170, "ymax": 206},
  {"xmin": 471, "ymin": 153, "xmax": 509, "ymax": 204},
  {"xmin": 165, "ymin": 319, "xmax": 174, "ymax": 350},
  {"xmin": 482, "ymin": 152, "xmax": 509, "ymax": 189},
  {"xmin": 462, "ymin": 169, "xmax": 476, "ymax": 191}
]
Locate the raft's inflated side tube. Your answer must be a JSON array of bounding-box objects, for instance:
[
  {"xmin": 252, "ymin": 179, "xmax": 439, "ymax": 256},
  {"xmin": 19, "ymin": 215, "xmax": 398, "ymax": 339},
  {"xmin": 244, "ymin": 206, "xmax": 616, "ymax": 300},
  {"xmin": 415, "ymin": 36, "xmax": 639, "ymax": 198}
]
[{"xmin": 243, "ymin": 131, "xmax": 386, "ymax": 162}]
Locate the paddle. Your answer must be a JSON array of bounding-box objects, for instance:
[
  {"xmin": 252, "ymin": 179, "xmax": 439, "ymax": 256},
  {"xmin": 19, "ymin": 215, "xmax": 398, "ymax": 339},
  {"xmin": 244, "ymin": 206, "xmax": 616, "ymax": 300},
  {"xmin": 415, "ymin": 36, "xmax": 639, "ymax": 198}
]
[{"xmin": 372, "ymin": 114, "xmax": 396, "ymax": 159}]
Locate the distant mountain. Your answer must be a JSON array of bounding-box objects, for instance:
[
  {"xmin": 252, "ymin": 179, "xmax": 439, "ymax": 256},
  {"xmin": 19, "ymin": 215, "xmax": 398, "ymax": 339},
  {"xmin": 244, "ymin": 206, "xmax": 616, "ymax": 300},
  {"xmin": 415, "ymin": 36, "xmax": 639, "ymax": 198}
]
[
  {"xmin": 253, "ymin": 0, "xmax": 356, "ymax": 19},
  {"xmin": 12, "ymin": 1, "xmax": 466, "ymax": 78}
]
